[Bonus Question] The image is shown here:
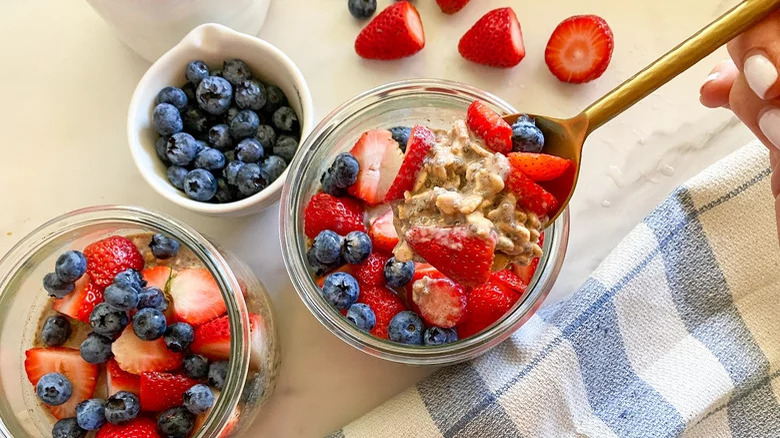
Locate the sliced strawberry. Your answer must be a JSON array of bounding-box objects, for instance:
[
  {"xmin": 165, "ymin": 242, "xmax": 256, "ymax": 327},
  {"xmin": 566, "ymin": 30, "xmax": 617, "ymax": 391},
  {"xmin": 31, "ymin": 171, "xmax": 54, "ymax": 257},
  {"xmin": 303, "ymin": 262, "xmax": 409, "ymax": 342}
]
[
  {"xmin": 169, "ymin": 268, "xmax": 226, "ymax": 326},
  {"xmin": 24, "ymin": 347, "xmax": 99, "ymax": 419},
  {"xmin": 384, "ymin": 125, "xmax": 435, "ymax": 202},
  {"xmin": 194, "ymin": 406, "xmax": 240, "ymax": 438},
  {"xmin": 411, "ymin": 276, "xmax": 467, "ymax": 328},
  {"xmin": 358, "ymin": 286, "xmax": 406, "ymax": 339},
  {"xmin": 354, "ymin": 251, "xmax": 391, "ymax": 288},
  {"xmin": 505, "ymin": 165, "xmax": 559, "ymax": 217},
  {"xmin": 304, "ymin": 193, "xmax": 367, "ymax": 239},
  {"xmin": 436, "ymin": 0, "xmax": 469, "ymax": 14},
  {"xmin": 84, "ymin": 236, "xmax": 144, "ymax": 289},
  {"xmin": 507, "ymin": 152, "xmax": 573, "ymax": 182},
  {"xmin": 466, "ymin": 100, "xmax": 512, "ymax": 154},
  {"xmin": 106, "ymin": 358, "xmax": 140, "ymax": 396},
  {"xmin": 457, "ymin": 279, "xmax": 521, "ymax": 338},
  {"xmin": 355, "ymin": 1, "xmax": 425, "ymax": 60},
  {"xmin": 545, "ymin": 14, "xmax": 614, "ymax": 83},
  {"xmin": 139, "ymin": 372, "xmax": 198, "ymax": 412},
  {"xmin": 411, "ymin": 263, "xmax": 446, "ymax": 284},
  {"xmin": 369, "ymin": 208, "xmax": 399, "ymax": 253},
  {"xmin": 141, "ymin": 266, "xmax": 172, "ymax": 292},
  {"xmin": 52, "ymin": 275, "xmax": 103, "ymax": 324},
  {"xmin": 316, "ymin": 265, "xmax": 355, "ymax": 288},
  {"xmin": 491, "ymin": 268, "xmax": 527, "ymax": 295},
  {"xmin": 112, "ymin": 325, "xmax": 182, "ymax": 375},
  {"xmin": 405, "ymin": 226, "xmax": 496, "ymax": 287},
  {"xmin": 96, "ymin": 417, "xmax": 161, "ymax": 438},
  {"xmin": 458, "ymin": 8, "xmax": 525, "ymax": 68},
  {"xmin": 347, "ymin": 130, "xmax": 405, "ymax": 205},
  {"xmin": 190, "ymin": 314, "xmax": 266, "ymax": 370},
  {"xmin": 513, "ymin": 258, "xmax": 540, "ymax": 285}
]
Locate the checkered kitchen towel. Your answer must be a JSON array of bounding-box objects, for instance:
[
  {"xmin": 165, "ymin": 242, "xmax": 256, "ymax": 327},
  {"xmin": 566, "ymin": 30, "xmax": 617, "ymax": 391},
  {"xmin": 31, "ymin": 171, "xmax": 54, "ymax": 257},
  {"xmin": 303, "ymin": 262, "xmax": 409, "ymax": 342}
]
[{"xmin": 330, "ymin": 142, "xmax": 780, "ymax": 438}]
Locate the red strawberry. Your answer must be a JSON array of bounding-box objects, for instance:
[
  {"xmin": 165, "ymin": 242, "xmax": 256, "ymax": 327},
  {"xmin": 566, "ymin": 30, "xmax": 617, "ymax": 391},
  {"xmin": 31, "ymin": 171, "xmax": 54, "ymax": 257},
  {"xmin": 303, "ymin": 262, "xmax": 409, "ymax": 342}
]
[
  {"xmin": 507, "ymin": 152, "xmax": 573, "ymax": 182},
  {"xmin": 304, "ymin": 193, "xmax": 367, "ymax": 239},
  {"xmin": 355, "ymin": 1, "xmax": 425, "ymax": 60},
  {"xmin": 405, "ymin": 263, "xmax": 445, "ymax": 313},
  {"xmin": 316, "ymin": 265, "xmax": 355, "ymax": 288},
  {"xmin": 466, "ymin": 100, "xmax": 512, "ymax": 154},
  {"xmin": 458, "ymin": 8, "xmax": 525, "ymax": 68},
  {"xmin": 384, "ymin": 125, "xmax": 435, "ymax": 202},
  {"xmin": 141, "ymin": 266, "xmax": 172, "ymax": 291},
  {"xmin": 545, "ymin": 15, "xmax": 614, "ymax": 83},
  {"xmin": 84, "ymin": 236, "xmax": 144, "ymax": 289},
  {"xmin": 347, "ymin": 130, "xmax": 405, "ymax": 205},
  {"xmin": 369, "ymin": 208, "xmax": 399, "ymax": 253},
  {"xmin": 436, "ymin": 0, "xmax": 469, "ymax": 14},
  {"xmin": 52, "ymin": 275, "xmax": 104, "ymax": 324},
  {"xmin": 405, "ymin": 226, "xmax": 496, "ymax": 287},
  {"xmin": 491, "ymin": 268, "xmax": 527, "ymax": 295},
  {"xmin": 358, "ymin": 286, "xmax": 406, "ymax": 339},
  {"xmin": 190, "ymin": 313, "xmax": 265, "ymax": 370},
  {"xmin": 457, "ymin": 280, "xmax": 521, "ymax": 338},
  {"xmin": 506, "ymin": 164, "xmax": 559, "ymax": 217},
  {"xmin": 514, "ymin": 258, "xmax": 539, "ymax": 285},
  {"xmin": 96, "ymin": 417, "xmax": 161, "ymax": 438},
  {"xmin": 112, "ymin": 325, "xmax": 182, "ymax": 375},
  {"xmin": 24, "ymin": 347, "xmax": 99, "ymax": 419},
  {"xmin": 354, "ymin": 251, "xmax": 391, "ymax": 288},
  {"xmin": 106, "ymin": 358, "xmax": 140, "ymax": 396},
  {"xmin": 139, "ymin": 372, "xmax": 198, "ymax": 412},
  {"xmin": 169, "ymin": 268, "xmax": 227, "ymax": 326},
  {"xmin": 194, "ymin": 407, "xmax": 240, "ymax": 438},
  {"xmin": 410, "ymin": 276, "xmax": 467, "ymax": 328}
]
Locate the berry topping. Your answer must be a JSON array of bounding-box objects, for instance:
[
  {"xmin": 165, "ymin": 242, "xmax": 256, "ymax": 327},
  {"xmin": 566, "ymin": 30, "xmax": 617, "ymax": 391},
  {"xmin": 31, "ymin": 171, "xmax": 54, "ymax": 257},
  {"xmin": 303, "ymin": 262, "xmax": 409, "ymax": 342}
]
[
  {"xmin": 343, "ymin": 231, "xmax": 372, "ymax": 265},
  {"xmin": 182, "ymin": 354, "xmax": 210, "ymax": 380},
  {"xmin": 384, "ymin": 125, "xmax": 435, "ymax": 202},
  {"xmin": 44, "ymin": 272, "xmax": 75, "ymax": 298},
  {"xmin": 104, "ymin": 391, "xmax": 140, "ymax": 425},
  {"xmin": 505, "ymin": 163, "xmax": 559, "ymax": 217},
  {"xmin": 55, "ymin": 251, "xmax": 87, "ymax": 283},
  {"xmin": 423, "ymin": 326, "xmax": 458, "ymax": 346},
  {"xmin": 84, "ymin": 236, "xmax": 144, "ymax": 290},
  {"xmin": 507, "ymin": 152, "xmax": 573, "ymax": 182},
  {"xmin": 139, "ymin": 372, "xmax": 198, "ymax": 412},
  {"xmin": 458, "ymin": 7, "xmax": 525, "ymax": 68},
  {"xmin": 208, "ymin": 361, "xmax": 229, "ymax": 390},
  {"xmin": 545, "ymin": 15, "xmax": 614, "ymax": 83},
  {"xmin": 383, "ymin": 257, "xmax": 414, "ymax": 288},
  {"xmin": 346, "ymin": 303, "xmax": 376, "ymax": 331},
  {"xmin": 411, "ymin": 276, "xmax": 467, "ymax": 328},
  {"xmin": 52, "ymin": 418, "xmax": 87, "ymax": 438},
  {"xmin": 140, "ymin": 266, "xmax": 171, "ymax": 292},
  {"xmin": 357, "ymin": 285, "xmax": 406, "ymax": 339},
  {"xmin": 312, "ymin": 230, "xmax": 344, "ymax": 265},
  {"xmin": 25, "ymin": 347, "xmax": 99, "ymax": 419},
  {"xmin": 95, "ymin": 417, "xmax": 160, "ymax": 438},
  {"xmin": 355, "ymin": 1, "xmax": 425, "ymax": 60},
  {"xmin": 52, "ymin": 276, "xmax": 104, "ymax": 324},
  {"xmin": 80, "ymin": 333, "xmax": 114, "ymax": 364},
  {"xmin": 388, "ymin": 126, "xmax": 411, "ymax": 152},
  {"xmin": 76, "ymin": 399, "xmax": 106, "ymax": 430},
  {"xmin": 304, "ymin": 193, "xmax": 366, "ymax": 239},
  {"xmin": 36, "ymin": 372, "xmax": 73, "ymax": 406},
  {"xmin": 369, "ymin": 208, "xmax": 399, "ymax": 254},
  {"xmin": 89, "ymin": 302, "xmax": 129, "ymax": 338},
  {"xmin": 321, "ymin": 272, "xmax": 360, "ymax": 310},
  {"xmin": 157, "ymin": 407, "xmax": 195, "ymax": 438},
  {"xmin": 466, "ymin": 100, "xmax": 512, "ymax": 154},
  {"xmin": 106, "ymin": 359, "xmax": 140, "ymax": 396},
  {"xmin": 511, "ymin": 115, "xmax": 545, "ymax": 153},
  {"xmin": 388, "ymin": 311, "xmax": 425, "ymax": 345},
  {"xmin": 168, "ymin": 268, "xmax": 226, "ymax": 326},
  {"xmin": 164, "ymin": 322, "xmax": 195, "ymax": 353},
  {"xmin": 457, "ymin": 278, "xmax": 521, "ymax": 338},
  {"xmin": 183, "ymin": 384, "xmax": 214, "ymax": 415},
  {"xmin": 104, "ymin": 284, "xmax": 139, "ymax": 312},
  {"xmin": 347, "ymin": 129, "xmax": 405, "ymax": 205},
  {"xmin": 354, "ymin": 251, "xmax": 391, "ymax": 288},
  {"xmin": 112, "ymin": 325, "xmax": 182, "ymax": 375},
  {"xmin": 41, "ymin": 315, "xmax": 72, "ymax": 347},
  {"xmin": 132, "ymin": 308, "xmax": 167, "ymax": 341}
]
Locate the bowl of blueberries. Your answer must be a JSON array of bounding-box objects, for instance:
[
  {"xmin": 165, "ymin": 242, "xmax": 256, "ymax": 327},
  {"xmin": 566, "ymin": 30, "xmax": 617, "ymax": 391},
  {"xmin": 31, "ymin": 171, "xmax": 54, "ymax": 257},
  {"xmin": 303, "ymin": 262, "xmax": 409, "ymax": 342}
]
[{"xmin": 128, "ymin": 23, "xmax": 314, "ymax": 216}]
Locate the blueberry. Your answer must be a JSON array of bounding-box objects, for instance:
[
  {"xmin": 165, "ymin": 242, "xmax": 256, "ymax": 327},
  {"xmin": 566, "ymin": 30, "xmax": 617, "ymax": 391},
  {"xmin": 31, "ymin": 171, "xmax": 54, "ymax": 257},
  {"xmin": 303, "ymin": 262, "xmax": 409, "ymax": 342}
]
[
  {"xmin": 384, "ymin": 257, "xmax": 414, "ymax": 287},
  {"xmin": 312, "ymin": 230, "xmax": 343, "ymax": 264},
  {"xmin": 165, "ymin": 322, "xmax": 194, "ymax": 353},
  {"xmin": 183, "ymin": 354, "xmax": 210, "ymax": 380},
  {"xmin": 186, "ymin": 60, "xmax": 210, "ymax": 85},
  {"xmin": 208, "ymin": 124, "xmax": 232, "ymax": 150},
  {"xmin": 388, "ymin": 311, "xmax": 424, "ymax": 345},
  {"xmin": 261, "ymin": 155, "xmax": 287, "ymax": 182},
  {"xmin": 343, "ymin": 231, "xmax": 371, "ymax": 264},
  {"xmin": 41, "ymin": 315, "xmax": 72, "ymax": 347},
  {"xmin": 511, "ymin": 117, "xmax": 545, "ymax": 153},
  {"xmin": 55, "ymin": 250, "xmax": 87, "ymax": 283},
  {"xmin": 76, "ymin": 399, "xmax": 106, "ymax": 430},
  {"xmin": 224, "ymin": 160, "xmax": 245, "ymax": 186},
  {"xmin": 182, "ymin": 83, "xmax": 196, "ymax": 102},
  {"xmin": 147, "ymin": 233, "xmax": 179, "ymax": 260},
  {"xmin": 80, "ymin": 333, "xmax": 113, "ymax": 364},
  {"xmin": 306, "ymin": 247, "xmax": 341, "ymax": 277},
  {"xmin": 104, "ymin": 391, "xmax": 140, "ymax": 425},
  {"xmin": 256, "ymin": 124, "xmax": 276, "ymax": 148},
  {"xmin": 273, "ymin": 135, "xmax": 298, "ymax": 163},
  {"xmin": 208, "ymin": 361, "xmax": 229, "ymax": 390},
  {"xmin": 137, "ymin": 287, "xmax": 169, "ymax": 312},
  {"xmin": 230, "ymin": 110, "xmax": 260, "ymax": 139},
  {"xmin": 272, "ymin": 106, "xmax": 298, "ymax": 132},
  {"xmin": 236, "ymin": 163, "xmax": 269, "ymax": 197},
  {"xmin": 44, "ymin": 272, "xmax": 74, "ymax": 298},
  {"xmin": 235, "ymin": 79, "xmax": 267, "ymax": 110},
  {"xmin": 222, "ymin": 59, "xmax": 251, "ymax": 85},
  {"xmin": 346, "ymin": 303, "xmax": 376, "ymax": 331},
  {"xmin": 423, "ymin": 326, "xmax": 458, "ymax": 346},
  {"xmin": 166, "ymin": 132, "xmax": 199, "ymax": 166},
  {"xmin": 181, "ymin": 106, "xmax": 210, "ymax": 135},
  {"xmin": 36, "ymin": 372, "xmax": 72, "ymax": 406},
  {"xmin": 52, "ymin": 418, "xmax": 86, "ymax": 438},
  {"xmin": 215, "ymin": 178, "xmax": 237, "ymax": 203},
  {"xmin": 320, "ymin": 170, "xmax": 345, "ymax": 196},
  {"xmin": 167, "ymin": 166, "xmax": 189, "ymax": 190},
  {"xmin": 183, "ymin": 384, "xmax": 214, "ymax": 415},
  {"xmin": 348, "ymin": 0, "xmax": 376, "ymax": 18},
  {"xmin": 389, "ymin": 126, "xmax": 411, "ymax": 152},
  {"xmin": 89, "ymin": 302, "xmax": 129, "ymax": 338},
  {"xmin": 330, "ymin": 152, "xmax": 359, "ymax": 188},
  {"xmin": 153, "ymin": 103, "xmax": 183, "ymax": 136},
  {"xmin": 156, "ymin": 136, "xmax": 170, "ymax": 163},
  {"xmin": 132, "ymin": 308, "xmax": 167, "ymax": 341},
  {"xmin": 262, "ymin": 84, "xmax": 287, "ymax": 116},
  {"xmin": 320, "ymin": 272, "xmax": 359, "ymax": 310},
  {"xmin": 158, "ymin": 406, "xmax": 195, "ymax": 438},
  {"xmin": 196, "ymin": 76, "xmax": 233, "ymax": 115},
  {"xmin": 105, "ymin": 284, "xmax": 139, "ymax": 311},
  {"xmin": 184, "ymin": 169, "xmax": 218, "ymax": 201},
  {"xmin": 157, "ymin": 86, "xmax": 188, "ymax": 110},
  {"xmin": 235, "ymin": 138, "xmax": 264, "ymax": 162},
  {"xmin": 113, "ymin": 269, "xmax": 145, "ymax": 292},
  {"xmin": 194, "ymin": 147, "xmax": 226, "ymax": 171}
]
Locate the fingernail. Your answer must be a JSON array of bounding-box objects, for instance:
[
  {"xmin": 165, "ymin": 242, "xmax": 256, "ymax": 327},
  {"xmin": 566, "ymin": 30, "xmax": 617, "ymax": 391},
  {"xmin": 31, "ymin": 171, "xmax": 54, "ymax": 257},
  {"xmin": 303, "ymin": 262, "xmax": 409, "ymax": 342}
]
[
  {"xmin": 758, "ymin": 108, "xmax": 780, "ymax": 150},
  {"xmin": 744, "ymin": 53, "xmax": 777, "ymax": 98},
  {"xmin": 704, "ymin": 72, "xmax": 720, "ymax": 84}
]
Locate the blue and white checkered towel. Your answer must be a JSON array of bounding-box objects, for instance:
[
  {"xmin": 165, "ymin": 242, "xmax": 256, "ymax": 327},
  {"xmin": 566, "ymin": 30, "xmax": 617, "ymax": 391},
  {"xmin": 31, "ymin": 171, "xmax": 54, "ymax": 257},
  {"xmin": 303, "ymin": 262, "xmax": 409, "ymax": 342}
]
[{"xmin": 330, "ymin": 142, "xmax": 780, "ymax": 438}]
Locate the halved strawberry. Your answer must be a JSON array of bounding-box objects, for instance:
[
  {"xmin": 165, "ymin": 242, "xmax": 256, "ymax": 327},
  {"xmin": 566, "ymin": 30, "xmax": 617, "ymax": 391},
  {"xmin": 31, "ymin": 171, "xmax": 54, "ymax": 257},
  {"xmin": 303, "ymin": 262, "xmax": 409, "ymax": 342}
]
[
  {"xmin": 466, "ymin": 100, "xmax": 512, "ymax": 154},
  {"xmin": 169, "ymin": 268, "xmax": 226, "ymax": 326},
  {"xmin": 24, "ymin": 347, "xmax": 99, "ymax": 419},
  {"xmin": 384, "ymin": 125, "xmax": 435, "ymax": 202},
  {"xmin": 348, "ymin": 130, "xmax": 405, "ymax": 205},
  {"xmin": 507, "ymin": 152, "xmax": 573, "ymax": 182},
  {"xmin": 354, "ymin": 251, "xmax": 391, "ymax": 288},
  {"xmin": 513, "ymin": 258, "xmax": 539, "ymax": 285},
  {"xmin": 106, "ymin": 358, "xmax": 140, "ymax": 396},
  {"xmin": 491, "ymin": 268, "xmax": 527, "ymax": 295},
  {"xmin": 458, "ymin": 8, "xmax": 525, "ymax": 68},
  {"xmin": 369, "ymin": 208, "xmax": 399, "ymax": 253},
  {"xmin": 96, "ymin": 417, "xmax": 161, "ymax": 438},
  {"xmin": 112, "ymin": 325, "xmax": 182, "ymax": 375},
  {"xmin": 358, "ymin": 286, "xmax": 406, "ymax": 339},
  {"xmin": 190, "ymin": 313, "xmax": 265, "ymax": 370},
  {"xmin": 84, "ymin": 236, "xmax": 144, "ymax": 289},
  {"xmin": 141, "ymin": 266, "xmax": 172, "ymax": 292},
  {"xmin": 193, "ymin": 406, "xmax": 240, "ymax": 438},
  {"xmin": 52, "ymin": 275, "xmax": 103, "ymax": 324},
  {"xmin": 545, "ymin": 15, "xmax": 614, "ymax": 83},
  {"xmin": 355, "ymin": 1, "xmax": 425, "ymax": 60},
  {"xmin": 316, "ymin": 265, "xmax": 355, "ymax": 288},
  {"xmin": 304, "ymin": 193, "xmax": 367, "ymax": 239},
  {"xmin": 436, "ymin": 0, "xmax": 469, "ymax": 14},
  {"xmin": 411, "ymin": 276, "xmax": 467, "ymax": 328},
  {"xmin": 456, "ymin": 279, "xmax": 521, "ymax": 338},
  {"xmin": 139, "ymin": 372, "xmax": 198, "ymax": 412},
  {"xmin": 405, "ymin": 226, "xmax": 496, "ymax": 287},
  {"xmin": 505, "ymin": 165, "xmax": 559, "ymax": 217}
]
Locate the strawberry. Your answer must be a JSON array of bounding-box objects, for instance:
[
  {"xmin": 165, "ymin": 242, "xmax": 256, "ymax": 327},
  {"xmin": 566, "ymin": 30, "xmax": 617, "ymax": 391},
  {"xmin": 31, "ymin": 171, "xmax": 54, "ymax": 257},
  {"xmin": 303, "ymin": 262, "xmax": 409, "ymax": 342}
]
[
  {"xmin": 112, "ymin": 325, "xmax": 182, "ymax": 375},
  {"xmin": 545, "ymin": 14, "xmax": 614, "ymax": 83},
  {"xmin": 358, "ymin": 286, "xmax": 406, "ymax": 339},
  {"xmin": 347, "ymin": 130, "xmax": 405, "ymax": 205},
  {"xmin": 304, "ymin": 193, "xmax": 367, "ymax": 239},
  {"xmin": 96, "ymin": 417, "xmax": 161, "ymax": 438},
  {"xmin": 466, "ymin": 100, "xmax": 512, "ymax": 154},
  {"xmin": 194, "ymin": 407, "xmax": 240, "ymax": 438},
  {"xmin": 139, "ymin": 372, "xmax": 198, "ymax": 412},
  {"xmin": 369, "ymin": 208, "xmax": 399, "ymax": 253},
  {"xmin": 141, "ymin": 266, "xmax": 172, "ymax": 291},
  {"xmin": 169, "ymin": 268, "xmax": 227, "ymax": 326},
  {"xmin": 52, "ymin": 275, "xmax": 103, "ymax": 324},
  {"xmin": 84, "ymin": 236, "xmax": 144, "ymax": 289},
  {"xmin": 384, "ymin": 125, "xmax": 435, "ymax": 202},
  {"xmin": 354, "ymin": 251, "xmax": 391, "ymax": 288},
  {"xmin": 405, "ymin": 263, "xmax": 445, "ymax": 313},
  {"xmin": 411, "ymin": 276, "xmax": 467, "ymax": 328},
  {"xmin": 436, "ymin": 0, "xmax": 469, "ymax": 14},
  {"xmin": 316, "ymin": 265, "xmax": 355, "ymax": 287},
  {"xmin": 190, "ymin": 313, "xmax": 265, "ymax": 370},
  {"xmin": 457, "ymin": 279, "xmax": 521, "ymax": 338},
  {"xmin": 514, "ymin": 258, "xmax": 539, "ymax": 285},
  {"xmin": 505, "ymin": 164, "xmax": 559, "ymax": 217},
  {"xmin": 507, "ymin": 152, "xmax": 573, "ymax": 182},
  {"xmin": 106, "ymin": 358, "xmax": 140, "ymax": 396},
  {"xmin": 355, "ymin": 1, "xmax": 425, "ymax": 60},
  {"xmin": 458, "ymin": 8, "xmax": 525, "ymax": 68},
  {"xmin": 24, "ymin": 347, "xmax": 99, "ymax": 419},
  {"xmin": 490, "ymin": 268, "xmax": 527, "ymax": 295},
  {"xmin": 404, "ymin": 226, "xmax": 496, "ymax": 287}
]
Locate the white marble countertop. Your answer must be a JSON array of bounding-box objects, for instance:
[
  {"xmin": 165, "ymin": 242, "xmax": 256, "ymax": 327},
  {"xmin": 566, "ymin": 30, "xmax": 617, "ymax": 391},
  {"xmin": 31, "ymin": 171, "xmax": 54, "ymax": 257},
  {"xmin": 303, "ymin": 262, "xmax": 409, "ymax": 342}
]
[{"xmin": 0, "ymin": 0, "xmax": 756, "ymax": 436}]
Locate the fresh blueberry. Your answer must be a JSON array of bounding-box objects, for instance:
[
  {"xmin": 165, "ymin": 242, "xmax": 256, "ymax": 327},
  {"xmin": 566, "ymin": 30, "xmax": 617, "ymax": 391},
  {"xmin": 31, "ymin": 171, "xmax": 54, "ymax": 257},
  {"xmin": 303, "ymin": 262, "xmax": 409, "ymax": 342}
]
[
  {"xmin": 156, "ymin": 136, "xmax": 170, "ymax": 163},
  {"xmin": 215, "ymin": 178, "xmax": 237, "ymax": 203},
  {"xmin": 36, "ymin": 372, "xmax": 72, "ymax": 406},
  {"xmin": 236, "ymin": 163, "xmax": 269, "ymax": 197},
  {"xmin": 262, "ymin": 84, "xmax": 287, "ymax": 116},
  {"xmin": 104, "ymin": 391, "xmax": 140, "ymax": 425},
  {"xmin": 208, "ymin": 124, "xmax": 232, "ymax": 150},
  {"xmin": 183, "ymin": 384, "xmax": 214, "ymax": 415},
  {"xmin": 423, "ymin": 326, "xmax": 458, "ymax": 346},
  {"xmin": 222, "ymin": 59, "xmax": 251, "ymax": 85},
  {"xmin": 346, "ymin": 303, "xmax": 376, "ymax": 331},
  {"xmin": 52, "ymin": 418, "xmax": 86, "ymax": 438},
  {"xmin": 184, "ymin": 169, "xmax": 218, "ymax": 201},
  {"xmin": 183, "ymin": 354, "xmax": 210, "ymax": 380},
  {"xmin": 208, "ymin": 361, "xmax": 229, "ymax": 390},
  {"xmin": 273, "ymin": 135, "xmax": 298, "ymax": 163},
  {"xmin": 89, "ymin": 302, "xmax": 129, "ymax": 338},
  {"xmin": 158, "ymin": 406, "xmax": 195, "ymax": 438},
  {"xmin": 181, "ymin": 106, "xmax": 210, "ymax": 135},
  {"xmin": 388, "ymin": 311, "xmax": 425, "ymax": 345},
  {"xmin": 44, "ymin": 272, "xmax": 74, "ymax": 298},
  {"xmin": 196, "ymin": 76, "xmax": 233, "ymax": 115},
  {"xmin": 312, "ymin": 230, "xmax": 343, "ymax": 265},
  {"xmin": 235, "ymin": 138, "xmax": 264, "ymax": 162},
  {"xmin": 153, "ymin": 103, "xmax": 183, "ymax": 136},
  {"xmin": 320, "ymin": 272, "xmax": 359, "ymax": 310},
  {"xmin": 389, "ymin": 126, "xmax": 411, "ymax": 152},
  {"xmin": 80, "ymin": 333, "xmax": 113, "ymax": 364},
  {"xmin": 148, "ymin": 233, "xmax": 179, "ymax": 260},
  {"xmin": 133, "ymin": 308, "xmax": 167, "ymax": 341},
  {"xmin": 320, "ymin": 170, "xmax": 345, "ymax": 196},
  {"xmin": 182, "ymin": 82, "xmax": 196, "ymax": 102},
  {"xmin": 384, "ymin": 257, "xmax": 414, "ymax": 287},
  {"xmin": 75, "ymin": 398, "xmax": 106, "ymax": 430},
  {"xmin": 235, "ymin": 79, "xmax": 266, "ymax": 110},
  {"xmin": 330, "ymin": 152, "xmax": 359, "ymax": 188},
  {"xmin": 167, "ymin": 166, "xmax": 189, "ymax": 190},
  {"xmin": 186, "ymin": 60, "xmax": 210, "ymax": 85},
  {"xmin": 113, "ymin": 269, "xmax": 145, "ymax": 292},
  {"xmin": 164, "ymin": 322, "xmax": 194, "ymax": 353},
  {"xmin": 348, "ymin": 0, "xmax": 376, "ymax": 18},
  {"xmin": 511, "ymin": 117, "xmax": 545, "ymax": 153},
  {"xmin": 223, "ymin": 160, "xmax": 245, "ymax": 186},
  {"xmin": 104, "ymin": 284, "xmax": 139, "ymax": 311},
  {"xmin": 343, "ymin": 231, "xmax": 371, "ymax": 264},
  {"xmin": 41, "ymin": 315, "xmax": 72, "ymax": 346},
  {"xmin": 256, "ymin": 124, "xmax": 276, "ymax": 148},
  {"xmin": 307, "ymin": 248, "xmax": 340, "ymax": 277},
  {"xmin": 166, "ymin": 132, "xmax": 199, "ymax": 166},
  {"xmin": 272, "ymin": 106, "xmax": 298, "ymax": 132},
  {"xmin": 55, "ymin": 250, "xmax": 87, "ymax": 283},
  {"xmin": 261, "ymin": 155, "xmax": 287, "ymax": 182},
  {"xmin": 194, "ymin": 147, "xmax": 226, "ymax": 171},
  {"xmin": 137, "ymin": 287, "xmax": 169, "ymax": 312},
  {"xmin": 230, "ymin": 110, "xmax": 260, "ymax": 139},
  {"xmin": 157, "ymin": 86, "xmax": 188, "ymax": 110}
]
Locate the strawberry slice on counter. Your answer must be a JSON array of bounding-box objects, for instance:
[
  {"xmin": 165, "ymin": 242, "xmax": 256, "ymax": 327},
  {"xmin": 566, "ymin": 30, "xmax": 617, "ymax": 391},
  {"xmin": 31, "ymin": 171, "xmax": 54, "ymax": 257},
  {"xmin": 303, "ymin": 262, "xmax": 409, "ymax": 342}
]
[
  {"xmin": 466, "ymin": 100, "xmax": 512, "ymax": 154},
  {"xmin": 355, "ymin": 1, "xmax": 425, "ymax": 60},
  {"xmin": 507, "ymin": 152, "xmax": 573, "ymax": 182},
  {"xmin": 348, "ymin": 129, "xmax": 405, "ymax": 205},
  {"xmin": 96, "ymin": 417, "xmax": 161, "ymax": 438},
  {"xmin": 106, "ymin": 358, "xmax": 141, "ymax": 396},
  {"xmin": 411, "ymin": 276, "xmax": 467, "ymax": 328},
  {"xmin": 436, "ymin": 0, "xmax": 470, "ymax": 14},
  {"xmin": 456, "ymin": 278, "xmax": 521, "ymax": 338},
  {"xmin": 369, "ymin": 207, "xmax": 399, "ymax": 253},
  {"xmin": 353, "ymin": 251, "xmax": 391, "ymax": 288},
  {"xmin": 139, "ymin": 372, "xmax": 199, "ymax": 412},
  {"xmin": 84, "ymin": 236, "xmax": 144, "ymax": 289},
  {"xmin": 112, "ymin": 325, "xmax": 182, "ymax": 375},
  {"xmin": 52, "ymin": 275, "xmax": 103, "ymax": 324},
  {"xmin": 169, "ymin": 268, "xmax": 227, "ymax": 326},
  {"xmin": 458, "ymin": 8, "xmax": 525, "ymax": 68},
  {"xmin": 545, "ymin": 14, "xmax": 614, "ymax": 83},
  {"xmin": 304, "ymin": 193, "xmax": 367, "ymax": 239},
  {"xmin": 24, "ymin": 347, "xmax": 99, "ymax": 419},
  {"xmin": 141, "ymin": 266, "xmax": 172, "ymax": 291},
  {"xmin": 505, "ymin": 164, "xmax": 559, "ymax": 217},
  {"xmin": 384, "ymin": 125, "xmax": 435, "ymax": 202},
  {"xmin": 190, "ymin": 313, "xmax": 265, "ymax": 370},
  {"xmin": 358, "ymin": 285, "xmax": 407, "ymax": 339}
]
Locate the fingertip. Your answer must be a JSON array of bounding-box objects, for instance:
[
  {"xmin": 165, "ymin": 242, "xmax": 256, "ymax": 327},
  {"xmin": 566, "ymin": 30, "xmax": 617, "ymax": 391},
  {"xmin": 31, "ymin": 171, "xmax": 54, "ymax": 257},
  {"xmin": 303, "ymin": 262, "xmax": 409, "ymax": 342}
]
[{"xmin": 699, "ymin": 61, "xmax": 739, "ymax": 108}]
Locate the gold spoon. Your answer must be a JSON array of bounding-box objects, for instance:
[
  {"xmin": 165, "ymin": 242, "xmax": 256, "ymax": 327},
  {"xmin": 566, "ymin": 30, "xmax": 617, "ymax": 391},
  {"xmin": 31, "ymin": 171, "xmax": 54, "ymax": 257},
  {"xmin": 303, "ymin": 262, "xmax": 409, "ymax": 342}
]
[{"xmin": 504, "ymin": 0, "xmax": 780, "ymax": 227}]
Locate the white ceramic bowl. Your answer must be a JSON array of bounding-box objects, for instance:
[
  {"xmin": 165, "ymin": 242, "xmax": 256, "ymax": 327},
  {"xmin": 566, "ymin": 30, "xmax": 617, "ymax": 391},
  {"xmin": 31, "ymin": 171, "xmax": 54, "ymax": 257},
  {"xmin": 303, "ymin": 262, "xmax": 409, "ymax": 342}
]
[{"xmin": 128, "ymin": 23, "xmax": 314, "ymax": 217}]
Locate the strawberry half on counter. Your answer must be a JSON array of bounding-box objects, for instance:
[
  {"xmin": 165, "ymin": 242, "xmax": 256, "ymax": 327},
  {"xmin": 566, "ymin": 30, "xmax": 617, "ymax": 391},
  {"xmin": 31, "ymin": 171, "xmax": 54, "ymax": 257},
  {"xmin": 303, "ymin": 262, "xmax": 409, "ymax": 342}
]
[
  {"xmin": 459, "ymin": 8, "xmax": 525, "ymax": 68},
  {"xmin": 355, "ymin": 1, "xmax": 425, "ymax": 60},
  {"xmin": 436, "ymin": 0, "xmax": 470, "ymax": 14},
  {"xmin": 545, "ymin": 14, "xmax": 614, "ymax": 83}
]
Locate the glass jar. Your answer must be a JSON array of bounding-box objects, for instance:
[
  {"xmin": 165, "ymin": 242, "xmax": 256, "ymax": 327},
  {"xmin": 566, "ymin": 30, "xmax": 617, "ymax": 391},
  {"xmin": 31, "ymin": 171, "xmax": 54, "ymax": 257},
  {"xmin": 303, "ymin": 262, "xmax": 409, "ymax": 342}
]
[
  {"xmin": 0, "ymin": 206, "xmax": 279, "ymax": 437},
  {"xmin": 280, "ymin": 79, "xmax": 569, "ymax": 366}
]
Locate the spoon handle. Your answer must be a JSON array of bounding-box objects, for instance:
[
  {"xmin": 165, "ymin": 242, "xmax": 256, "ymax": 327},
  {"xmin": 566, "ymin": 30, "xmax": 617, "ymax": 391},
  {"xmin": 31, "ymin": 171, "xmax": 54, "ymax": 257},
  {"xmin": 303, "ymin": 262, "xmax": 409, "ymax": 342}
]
[{"xmin": 583, "ymin": 0, "xmax": 779, "ymax": 133}]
